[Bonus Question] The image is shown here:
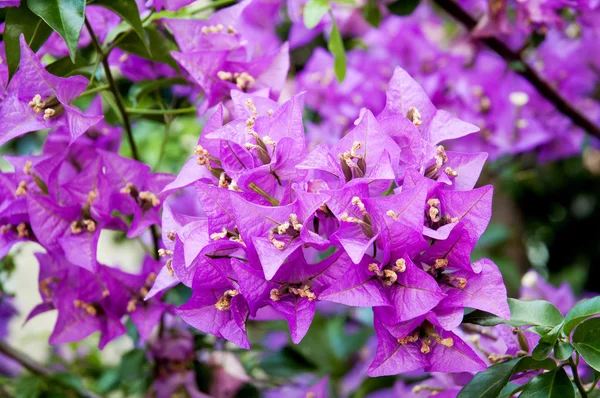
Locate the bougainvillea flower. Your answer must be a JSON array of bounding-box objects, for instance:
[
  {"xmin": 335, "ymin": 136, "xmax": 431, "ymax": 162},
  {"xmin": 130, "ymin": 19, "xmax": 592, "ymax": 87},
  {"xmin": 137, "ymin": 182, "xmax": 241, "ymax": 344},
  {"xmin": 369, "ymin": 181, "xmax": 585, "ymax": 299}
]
[
  {"xmin": 0, "ymin": 0, "xmax": 19, "ymax": 8},
  {"xmin": 46, "ymin": 264, "xmax": 129, "ymax": 349},
  {"xmin": 102, "ymin": 256, "xmax": 167, "ymax": 340},
  {"xmin": 101, "ymin": 151, "xmax": 174, "ymax": 238},
  {"xmin": 367, "ymin": 314, "xmax": 486, "ymax": 376},
  {"xmin": 320, "ymin": 254, "xmax": 444, "ymax": 325},
  {"xmin": 0, "ymin": 36, "xmax": 102, "ymax": 147},
  {"xmin": 233, "ymin": 250, "xmax": 346, "ymax": 343},
  {"xmin": 379, "ymin": 67, "xmax": 479, "ymax": 145},
  {"xmin": 176, "ymin": 282, "xmax": 251, "ymax": 349}
]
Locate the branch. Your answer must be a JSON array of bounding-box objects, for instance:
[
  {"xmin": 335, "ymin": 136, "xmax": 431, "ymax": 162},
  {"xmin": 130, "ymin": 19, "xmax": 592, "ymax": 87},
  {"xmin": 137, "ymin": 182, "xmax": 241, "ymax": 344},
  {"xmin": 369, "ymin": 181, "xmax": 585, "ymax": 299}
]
[
  {"xmin": 85, "ymin": 19, "xmax": 140, "ymax": 161},
  {"xmin": 432, "ymin": 0, "xmax": 600, "ymax": 140},
  {"xmin": 569, "ymin": 358, "xmax": 588, "ymax": 398},
  {"xmin": 86, "ymin": 19, "xmax": 161, "ymax": 260},
  {"xmin": 0, "ymin": 340, "xmax": 101, "ymax": 398},
  {"xmin": 0, "ymin": 339, "xmax": 51, "ymax": 377}
]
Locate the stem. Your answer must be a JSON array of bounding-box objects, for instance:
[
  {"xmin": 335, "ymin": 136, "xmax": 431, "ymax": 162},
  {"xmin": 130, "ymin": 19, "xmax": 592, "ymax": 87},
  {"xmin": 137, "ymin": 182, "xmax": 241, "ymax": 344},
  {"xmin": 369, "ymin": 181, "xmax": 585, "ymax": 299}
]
[
  {"xmin": 432, "ymin": 0, "xmax": 600, "ymax": 140},
  {"xmin": 0, "ymin": 340, "xmax": 101, "ymax": 398},
  {"xmin": 85, "ymin": 19, "xmax": 140, "ymax": 161},
  {"xmin": 126, "ymin": 107, "xmax": 197, "ymax": 116},
  {"xmin": 86, "ymin": 19, "xmax": 161, "ymax": 260},
  {"xmin": 189, "ymin": 0, "xmax": 237, "ymax": 13},
  {"xmin": 569, "ymin": 358, "xmax": 588, "ymax": 398},
  {"xmin": 0, "ymin": 340, "xmax": 51, "ymax": 377},
  {"xmin": 80, "ymin": 83, "xmax": 110, "ymax": 97}
]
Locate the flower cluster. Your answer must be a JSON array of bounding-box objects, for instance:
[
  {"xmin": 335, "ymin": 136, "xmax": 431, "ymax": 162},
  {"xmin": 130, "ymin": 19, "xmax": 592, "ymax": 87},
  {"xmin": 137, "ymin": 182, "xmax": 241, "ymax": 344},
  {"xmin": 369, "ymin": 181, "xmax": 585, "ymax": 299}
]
[
  {"xmin": 1, "ymin": 0, "xmax": 599, "ymax": 396},
  {"xmin": 297, "ymin": 2, "xmax": 600, "ymax": 161},
  {"xmin": 155, "ymin": 64, "xmax": 510, "ymax": 376},
  {"xmin": 0, "ymin": 39, "xmax": 171, "ymax": 348}
]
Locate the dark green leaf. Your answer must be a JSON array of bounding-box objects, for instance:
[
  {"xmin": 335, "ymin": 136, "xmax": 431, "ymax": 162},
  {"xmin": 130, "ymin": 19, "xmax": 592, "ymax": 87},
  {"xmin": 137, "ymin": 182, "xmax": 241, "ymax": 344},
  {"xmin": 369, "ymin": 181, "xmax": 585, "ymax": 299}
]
[
  {"xmin": 529, "ymin": 31, "xmax": 546, "ymax": 49},
  {"xmin": 4, "ymin": 4, "xmax": 52, "ymax": 79},
  {"xmin": 326, "ymin": 317, "xmax": 372, "ymax": 360},
  {"xmin": 16, "ymin": 375, "xmax": 44, "ymax": 398},
  {"xmin": 458, "ymin": 357, "xmax": 556, "ymax": 398},
  {"xmin": 261, "ymin": 347, "xmax": 317, "ymax": 378},
  {"xmin": 532, "ymin": 342, "xmax": 554, "ymax": 360},
  {"xmin": 89, "ymin": 0, "xmax": 147, "ymax": 46},
  {"xmin": 362, "ymin": 0, "xmax": 382, "ymax": 27},
  {"xmin": 387, "ymin": 0, "xmax": 420, "ymax": 15},
  {"xmin": 509, "ymin": 60, "xmax": 526, "ymax": 72},
  {"xmin": 462, "ymin": 309, "xmax": 505, "ymax": 326},
  {"xmin": 499, "ymin": 382, "xmax": 523, "ymax": 398},
  {"xmin": 51, "ymin": 373, "xmax": 88, "ymax": 396},
  {"xmin": 116, "ymin": 26, "xmax": 179, "ymax": 70},
  {"xmin": 95, "ymin": 369, "xmax": 120, "ymax": 394},
  {"xmin": 554, "ymin": 340, "xmax": 574, "ymax": 361},
  {"xmin": 327, "ymin": 16, "xmax": 346, "ymax": 82},
  {"xmin": 45, "ymin": 54, "xmax": 93, "ymax": 77},
  {"xmin": 125, "ymin": 318, "xmax": 140, "ymax": 346},
  {"xmin": 164, "ymin": 283, "xmax": 192, "ymax": 306},
  {"xmin": 463, "ymin": 299, "xmax": 564, "ymax": 329},
  {"xmin": 119, "ymin": 349, "xmax": 148, "ymax": 382},
  {"xmin": 27, "ymin": 0, "xmax": 86, "ymax": 62},
  {"xmin": 194, "ymin": 360, "xmax": 212, "ymax": 393},
  {"xmin": 129, "ymin": 77, "xmax": 189, "ymax": 106},
  {"xmin": 303, "ymin": 0, "xmax": 329, "ymax": 29},
  {"xmin": 234, "ymin": 384, "xmax": 260, "ymax": 398},
  {"xmin": 563, "ymin": 296, "xmax": 600, "ymax": 336},
  {"xmin": 520, "ymin": 367, "xmax": 575, "ymax": 398},
  {"xmin": 572, "ymin": 318, "xmax": 600, "ymax": 372}
]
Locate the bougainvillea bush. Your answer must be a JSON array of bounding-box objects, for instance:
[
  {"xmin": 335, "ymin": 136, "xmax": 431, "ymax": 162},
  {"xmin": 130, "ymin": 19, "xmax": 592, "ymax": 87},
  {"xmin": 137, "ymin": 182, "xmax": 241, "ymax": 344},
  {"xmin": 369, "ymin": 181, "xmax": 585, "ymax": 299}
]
[{"xmin": 1, "ymin": 0, "xmax": 600, "ymax": 397}]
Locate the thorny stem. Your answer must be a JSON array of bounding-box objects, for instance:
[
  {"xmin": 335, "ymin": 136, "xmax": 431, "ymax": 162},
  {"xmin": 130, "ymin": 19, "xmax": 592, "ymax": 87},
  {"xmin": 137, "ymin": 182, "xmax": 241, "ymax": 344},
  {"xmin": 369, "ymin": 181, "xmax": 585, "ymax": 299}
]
[
  {"xmin": 433, "ymin": 0, "xmax": 600, "ymax": 140},
  {"xmin": 0, "ymin": 340, "xmax": 101, "ymax": 398},
  {"xmin": 86, "ymin": 19, "xmax": 161, "ymax": 260}
]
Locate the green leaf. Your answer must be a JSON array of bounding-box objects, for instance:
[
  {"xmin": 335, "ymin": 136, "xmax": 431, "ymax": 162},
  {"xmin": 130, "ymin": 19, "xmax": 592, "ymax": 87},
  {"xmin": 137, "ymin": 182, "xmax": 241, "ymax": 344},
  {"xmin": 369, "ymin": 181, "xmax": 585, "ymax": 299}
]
[
  {"xmin": 387, "ymin": 0, "xmax": 420, "ymax": 15},
  {"xmin": 261, "ymin": 347, "xmax": 317, "ymax": 378},
  {"xmin": 88, "ymin": 0, "xmax": 147, "ymax": 46},
  {"xmin": 532, "ymin": 342, "xmax": 554, "ymax": 360},
  {"xmin": 563, "ymin": 296, "xmax": 600, "ymax": 336},
  {"xmin": 51, "ymin": 373, "xmax": 88, "ymax": 396},
  {"xmin": 16, "ymin": 375, "xmax": 44, "ymax": 398},
  {"xmin": 4, "ymin": 4, "xmax": 53, "ymax": 79},
  {"xmin": 116, "ymin": 25, "xmax": 179, "ymax": 70},
  {"xmin": 327, "ymin": 15, "xmax": 346, "ymax": 82},
  {"xmin": 128, "ymin": 77, "xmax": 189, "ymax": 106},
  {"xmin": 463, "ymin": 299, "xmax": 564, "ymax": 329},
  {"xmin": 520, "ymin": 367, "xmax": 575, "ymax": 398},
  {"xmin": 554, "ymin": 340, "xmax": 574, "ymax": 361},
  {"xmin": 119, "ymin": 349, "xmax": 148, "ymax": 382},
  {"xmin": 462, "ymin": 309, "xmax": 505, "ymax": 326},
  {"xmin": 27, "ymin": 0, "xmax": 86, "ymax": 62},
  {"xmin": 508, "ymin": 299, "xmax": 564, "ymax": 328},
  {"xmin": 362, "ymin": 0, "xmax": 382, "ymax": 27},
  {"xmin": 95, "ymin": 369, "xmax": 120, "ymax": 394},
  {"xmin": 125, "ymin": 317, "xmax": 140, "ymax": 346},
  {"xmin": 45, "ymin": 54, "xmax": 93, "ymax": 77},
  {"xmin": 509, "ymin": 60, "xmax": 526, "ymax": 72},
  {"xmin": 303, "ymin": 0, "xmax": 330, "ymax": 29},
  {"xmin": 572, "ymin": 318, "xmax": 600, "ymax": 372},
  {"xmin": 458, "ymin": 357, "xmax": 556, "ymax": 398}
]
